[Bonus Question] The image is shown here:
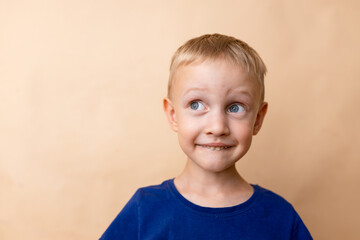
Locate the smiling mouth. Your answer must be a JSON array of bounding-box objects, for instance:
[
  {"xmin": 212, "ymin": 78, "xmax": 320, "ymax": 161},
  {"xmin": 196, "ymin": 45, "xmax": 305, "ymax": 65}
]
[{"xmin": 196, "ymin": 145, "xmax": 232, "ymax": 151}]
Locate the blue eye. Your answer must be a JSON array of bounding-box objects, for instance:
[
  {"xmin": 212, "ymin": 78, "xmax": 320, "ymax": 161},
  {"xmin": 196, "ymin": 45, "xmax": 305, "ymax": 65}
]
[
  {"xmin": 190, "ymin": 101, "xmax": 205, "ymax": 110},
  {"xmin": 228, "ymin": 104, "xmax": 245, "ymax": 113}
]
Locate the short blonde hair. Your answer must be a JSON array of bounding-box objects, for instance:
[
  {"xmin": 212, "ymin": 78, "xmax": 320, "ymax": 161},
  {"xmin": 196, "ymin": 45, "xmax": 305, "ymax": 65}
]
[{"xmin": 167, "ymin": 33, "xmax": 267, "ymax": 102}]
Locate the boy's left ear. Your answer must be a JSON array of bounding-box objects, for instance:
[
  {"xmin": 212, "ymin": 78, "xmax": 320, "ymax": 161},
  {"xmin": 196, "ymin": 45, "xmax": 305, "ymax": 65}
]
[{"xmin": 253, "ymin": 102, "xmax": 268, "ymax": 135}]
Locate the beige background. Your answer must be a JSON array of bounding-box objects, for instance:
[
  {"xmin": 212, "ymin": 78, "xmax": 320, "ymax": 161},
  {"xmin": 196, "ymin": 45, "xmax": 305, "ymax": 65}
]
[{"xmin": 1, "ymin": 0, "xmax": 359, "ymax": 239}]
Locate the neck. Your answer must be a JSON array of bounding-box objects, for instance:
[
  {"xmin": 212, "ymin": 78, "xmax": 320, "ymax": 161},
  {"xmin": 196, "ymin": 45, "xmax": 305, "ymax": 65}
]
[{"xmin": 175, "ymin": 158, "xmax": 251, "ymax": 197}]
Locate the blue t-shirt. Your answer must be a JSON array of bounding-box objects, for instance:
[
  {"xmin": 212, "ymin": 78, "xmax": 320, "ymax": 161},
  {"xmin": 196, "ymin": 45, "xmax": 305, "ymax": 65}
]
[{"xmin": 100, "ymin": 179, "xmax": 312, "ymax": 239}]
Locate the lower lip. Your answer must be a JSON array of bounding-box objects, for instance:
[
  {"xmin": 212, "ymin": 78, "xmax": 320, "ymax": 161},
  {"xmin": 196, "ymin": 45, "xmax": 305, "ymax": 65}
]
[{"xmin": 196, "ymin": 145, "xmax": 232, "ymax": 151}]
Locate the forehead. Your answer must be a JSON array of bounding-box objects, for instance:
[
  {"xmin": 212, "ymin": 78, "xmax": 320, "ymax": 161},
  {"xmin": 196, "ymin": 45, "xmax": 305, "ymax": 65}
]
[{"xmin": 171, "ymin": 59, "xmax": 261, "ymax": 103}]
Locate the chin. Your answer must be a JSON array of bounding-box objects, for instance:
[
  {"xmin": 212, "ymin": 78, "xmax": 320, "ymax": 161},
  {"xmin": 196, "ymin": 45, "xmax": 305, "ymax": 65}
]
[{"xmin": 194, "ymin": 159, "xmax": 238, "ymax": 174}]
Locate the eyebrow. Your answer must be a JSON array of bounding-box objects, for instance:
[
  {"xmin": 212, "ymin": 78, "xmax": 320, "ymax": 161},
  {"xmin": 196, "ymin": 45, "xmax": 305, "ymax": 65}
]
[
  {"xmin": 227, "ymin": 88, "xmax": 254, "ymax": 99},
  {"xmin": 183, "ymin": 87, "xmax": 207, "ymax": 96},
  {"xmin": 182, "ymin": 87, "xmax": 255, "ymax": 101}
]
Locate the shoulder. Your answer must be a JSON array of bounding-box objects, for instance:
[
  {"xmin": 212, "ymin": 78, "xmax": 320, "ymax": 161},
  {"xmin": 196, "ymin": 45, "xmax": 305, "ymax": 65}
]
[
  {"xmin": 252, "ymin": 185, "xmax": 313, "ymax": 239},
  {"xmin": 251, "ymin": 185, "xmax": 299, "ymax": 224},
  {"xmin": 253, "ymin": 185, "xmax": 295, "ymax": 211},
  {"xmin": 137, "ymin": 179, "xmax": 172, "ymax": 194},
  {"xmin": 99, "ymin": 179, "xmax": 175, "ymax": 240},
  {"xmin": 131, "ymin": 179, "xmax": 173, "ymax": 206}
]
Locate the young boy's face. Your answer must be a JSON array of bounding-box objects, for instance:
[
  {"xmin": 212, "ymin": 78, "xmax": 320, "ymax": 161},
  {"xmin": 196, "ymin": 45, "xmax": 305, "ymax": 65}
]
[{"xmin": 164, "ymin": 58, "xmax": 267, "ymax": 173}]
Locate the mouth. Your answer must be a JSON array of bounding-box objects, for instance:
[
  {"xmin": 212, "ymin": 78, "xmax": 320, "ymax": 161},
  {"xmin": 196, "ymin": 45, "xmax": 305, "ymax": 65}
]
[{"xmin": 196, "ymin": 144, "xmax": 232, "ymax": 151}]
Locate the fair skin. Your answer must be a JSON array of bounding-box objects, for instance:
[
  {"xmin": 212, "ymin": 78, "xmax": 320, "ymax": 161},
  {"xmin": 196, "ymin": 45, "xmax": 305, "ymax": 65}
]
[{"xmin": 163, "ymin": 58, "xmax": 268, "ymax": 208}]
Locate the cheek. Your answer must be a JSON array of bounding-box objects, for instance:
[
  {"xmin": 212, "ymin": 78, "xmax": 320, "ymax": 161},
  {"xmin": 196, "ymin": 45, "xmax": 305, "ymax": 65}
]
[
  {"xmin": 178, "ymin": 119, "xmax": 200, "ymax": 140},
  {"xmin": 231, "ymin": 121, "xmax": 254, "ymax": 139},
  {"xmin": 177, "ymin": 123, "xmax": 198, "ymax": 153},
  {"xmin": 177, "ymin": 113, "xmax": 200, "ymax": 133},
  {"xmin": 177, "ymin": 116, "xmax": 203, "ymax": 148}
]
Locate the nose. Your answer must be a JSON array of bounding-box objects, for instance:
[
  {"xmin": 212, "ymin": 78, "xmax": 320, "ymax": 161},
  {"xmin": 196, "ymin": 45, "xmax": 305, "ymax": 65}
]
[{"xmin": 204, "ymin": 110, "xmax": 230, "ymax": 136}]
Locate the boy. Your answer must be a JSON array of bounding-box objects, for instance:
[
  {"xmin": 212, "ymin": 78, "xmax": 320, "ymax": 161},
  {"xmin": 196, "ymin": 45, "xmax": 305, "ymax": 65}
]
[{"xmin": 100, "ymin": 33, "xmax": 312, "ymax": 239}]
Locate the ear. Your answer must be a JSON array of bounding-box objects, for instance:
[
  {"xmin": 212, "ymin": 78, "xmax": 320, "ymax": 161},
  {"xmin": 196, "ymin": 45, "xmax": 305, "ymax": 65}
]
[
  {"xmin": 253, "ymin": 102, "xmax": 268, "ymax": 135},
  {"xmin": 163, "ymin": 97, "xmax": 178, "ymax": 132}
]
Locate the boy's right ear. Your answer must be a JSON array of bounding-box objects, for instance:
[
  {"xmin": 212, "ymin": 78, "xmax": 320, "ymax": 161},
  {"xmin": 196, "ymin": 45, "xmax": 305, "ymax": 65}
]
[{"xmin": 163, "ymin": 98, "xmax": 178, "ymax": 132}]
